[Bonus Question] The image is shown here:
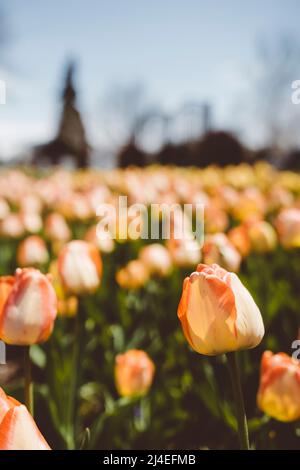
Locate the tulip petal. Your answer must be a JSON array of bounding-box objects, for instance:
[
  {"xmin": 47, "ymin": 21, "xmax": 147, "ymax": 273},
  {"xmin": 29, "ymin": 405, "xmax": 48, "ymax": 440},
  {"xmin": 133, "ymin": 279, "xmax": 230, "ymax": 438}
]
[{"xmin": 0, "ymin": 404, "xmax": 50, "ymax": 450}]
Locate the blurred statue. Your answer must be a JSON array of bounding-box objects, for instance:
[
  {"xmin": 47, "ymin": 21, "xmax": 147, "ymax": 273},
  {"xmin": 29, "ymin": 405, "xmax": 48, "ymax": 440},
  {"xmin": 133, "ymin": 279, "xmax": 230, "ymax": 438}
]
[{"xmin": 32, "ymin": 61, "xmax": 90, "ymax": 168}]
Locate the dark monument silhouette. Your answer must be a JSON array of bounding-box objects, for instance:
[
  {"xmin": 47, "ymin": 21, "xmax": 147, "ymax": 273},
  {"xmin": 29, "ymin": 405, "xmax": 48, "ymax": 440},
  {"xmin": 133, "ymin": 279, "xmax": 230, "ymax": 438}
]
[{"xmin": 32, "ymin": 62, "xmax": 90, "ymax": 168}]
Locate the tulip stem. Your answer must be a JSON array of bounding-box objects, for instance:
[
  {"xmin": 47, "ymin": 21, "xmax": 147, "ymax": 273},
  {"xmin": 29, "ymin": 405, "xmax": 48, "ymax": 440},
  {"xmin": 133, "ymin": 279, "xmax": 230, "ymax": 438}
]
[
  {"xmin": 67, "ymin": 297, "xmax": 86, "ymax": 449},
  {"xmin": 226, "ymin": 352, "xmax": 249, "ymax": 450},
  {"xmin": 24, "ymin": 346, "xmax": 34, "ymax": 416}
]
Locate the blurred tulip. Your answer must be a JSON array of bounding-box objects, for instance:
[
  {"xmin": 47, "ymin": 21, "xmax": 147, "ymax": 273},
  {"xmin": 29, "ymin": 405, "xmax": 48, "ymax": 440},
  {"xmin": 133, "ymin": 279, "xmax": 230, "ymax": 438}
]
[
  {"xmin": 0, "ymin": 268, "xmax": 57, "ymax": 345},
  {"xmin": 257, "ymin": 351, "xmax": 300, "ymax": 422},
  {"xmin": 167, "ymin": 237, "xmax": 202, "ymax": 268},
  {"xmin": 0, "ymin": 387, "xmax": 50, "ymax": 449},
  {"xmin": 248, "ymin": 220, "xmax": 277, "ymax": 253},
  {"xmin": 227, "ymin": 225, "xmax": 251, "ymax": 258},
  {"xmin": 85, "ymin": 225, "xmax": 115, "ymax": 254},
  {"xmin": 139, "ymin": 243, "xmax": 172, "ymax": 277},
  {"xmin": 115, "ymin": 350, "xmax": 155, "ymax": 398},
  {"xmin": 0, "ymin": 213, "xmax": 24, "ymax": 238},
  {"xmin": 204, "ymin": 206, "xmax": 229, "ymax": 234},
  {"xmin": 49, "ymin": 261, "xmax": 78, "ymax": 317},
  {"xmin": 203, "ymin": 233, "xmax": 241, "ymax": 272},
  {"xmin": 275, "ymin": 208, "xmax": 300, "ymax": 248},
  {"xmin": 58, "ymin": 193, "xmax": 93, "ymax": 222},
  {"xmin": 267, "ymin": 186, "xmax": 294, "ymax": 212},
  {"xmin": 232, "ymin": 188, "xmax": 266, "ymax": 222},
  {"xmin": 45, "ymin": 212, "xmax": 71, "ymax": 242},
  {"xmin": 58, "ymin": 240, "xmax": 102, "ymax": 295},
  {"xmin": 17, "ymin": 235, "xmax": 49, "ymax": 267},
  {"xmin": 177, "ymin": 263, "xmax": 264, "ymax": 355},
  {"xmin": 116, "ymin": 260, "xmax": 149, "ymax": 290},
  {"xmin": 21, "ymin": 211, "xmax": 43, "ymax": 234}
]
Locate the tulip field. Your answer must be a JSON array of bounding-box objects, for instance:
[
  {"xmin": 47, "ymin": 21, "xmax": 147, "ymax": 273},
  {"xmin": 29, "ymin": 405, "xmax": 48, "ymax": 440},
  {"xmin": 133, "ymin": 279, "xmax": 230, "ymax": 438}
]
[{"xmin": 1, "ymin": 162, "xmax": 300, "ymax": 450}]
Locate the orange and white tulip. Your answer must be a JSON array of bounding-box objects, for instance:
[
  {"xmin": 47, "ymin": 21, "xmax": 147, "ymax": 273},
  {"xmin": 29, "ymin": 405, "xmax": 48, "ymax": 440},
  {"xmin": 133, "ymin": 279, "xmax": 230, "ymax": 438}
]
[
  {"xmin": 44, "ymin": 212, "xmax": 71, "ymax": 243},
  {"xmin": 17, "ymin": 235, "xmax": 49, "ymax": 267},
  {"xmin": 177, "ymin": 263, "xmax": 264, "ymax": 355},
  {"xmin": 115, "ymin": 349, "xmax": 155, "ymax": 398},
  {"xmin": 58, "ymin": 240, "xmax": 102, "ymax": 295},
  {"xmin": 116, "ymin": 259, "xmax": 149, "ymax": 290},
  {"xmin": 0, "ymin": 268, "xmax": 57, "ymax": 345},
  {"xmin": 257, "ymin": 351, "xmax": 300, "ymax": 422},
  {"xmin": 0, "ymin": 387, "xmax": 50, "ymax": 449},
  {"xmin": 139, "ymin": 243, "xmax": 172, "ymax": 277},
  {"xmin": 202, "ymin": 233, "xmax": 241, "ymax": 272},
  {"xmin": 167, "ymin": 237, "xmax": 202, "ymax": 268},
  {"xmin": 85, "ymin": 225, "xmax": 115, "ymax": 254}
]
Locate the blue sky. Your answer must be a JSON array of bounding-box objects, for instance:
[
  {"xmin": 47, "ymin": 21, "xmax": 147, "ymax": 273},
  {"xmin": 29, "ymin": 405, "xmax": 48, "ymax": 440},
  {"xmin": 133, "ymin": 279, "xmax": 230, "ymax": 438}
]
[{"xmin": 0, "ymin": 0, "xmax": 300, "ymax": 159}]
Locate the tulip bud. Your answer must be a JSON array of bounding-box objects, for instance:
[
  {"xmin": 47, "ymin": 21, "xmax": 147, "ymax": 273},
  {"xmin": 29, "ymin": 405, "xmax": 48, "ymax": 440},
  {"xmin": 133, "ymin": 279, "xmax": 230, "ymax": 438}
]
[
  {"xmin": 17, "ymin": 235, "xmax": 49, "ymax": 267},
  {"xmin": 139, "ymin": 243, "xmax": 172, "ymax": 277},
  {"xmin": 0, "ymin": 268, "xmax": 57, "ymax": 345},
  {"xmin": 58, "ymin": 240, "xmax": 102, "ymax": 295},
  {"xmin": 0, "ymin": 387, "xmax": 50, "ymax": 449},
  {"xmin": 115, "ymin": 349, "xmax": 155, "ymax": 398},
  {"xmin": 177, "ymin": 263, "xmax": 264, "ymax": 355},
  {"xmin": 257, "ymin": 351, "xmax": 300, "ymax": 422}
]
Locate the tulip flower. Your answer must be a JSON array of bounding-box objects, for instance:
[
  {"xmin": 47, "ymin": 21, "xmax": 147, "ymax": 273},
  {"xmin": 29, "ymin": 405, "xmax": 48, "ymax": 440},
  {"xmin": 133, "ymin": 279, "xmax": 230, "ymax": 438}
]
[
  {"xmin": 139, "ymin": 243, "xmax": 172, "ymax": 277},
  {"xmin": 227, "ymin": 225, "xmax": 251, "ymax": 258},
  {"xmin": 178, "ymin": 263, "xmax": 265, "ymax": 449},
  {"xmin": 115, "ymin": 350, "xmax": 155, "ymax": 398},
  {"xmin": 0, "ymin": 387, "xmax": 50, "ymax": 449},
  {"xmin": 0, "ymin": 268, "xmax": 57, "ymax": 346},
  {"xmin": 248, "ymin": 220, "xmax": 277, "ymax": 253},
  {"xmin": 202, "ymin": 233, "xmax": 241, "ymax": 272},
  {"xmin": 21, "ymin": 211, "xmax": 43, "ymax": 234},
  {"xmin": 17, "ymin": 235, "xmax": 49, "ymax": 267},
  {"xmin": 0, "ymin": 213, "xmax": 24, "ymax": 238},
  {"xmin": 167, "ymin": 237, "xmax": 202, "ymax": 268},
  {"xmin": 58, "ymin": 240, "xmax": 102, "ymax": 295},
  {"xmin": 275, "ymin": 208, "xmax": 300, "ymax": 248},
  {"xmin": 204, "ymin": 206, "xmax": 229, "ymax": 234},
  {"xmin": 257, "ymin": 351, "xmax": 300, "ymax": 422},
  {"xmin": 85, "ymin": 225, "xmax": 115, "ymax": 254},
  {"xmin": 178, "ymin": 263, "xmax": 264, "ymax": 356},
  {"xmin": 49, "ymin": 261, "xmax": 78, "ymax": 317},
  {"xmin": 116, "ymin": 260, "xmax": 150, "ymax": 290},
  {"xmin": 45, "ymin": 212, "xmax": 71, "ymax": 243}
]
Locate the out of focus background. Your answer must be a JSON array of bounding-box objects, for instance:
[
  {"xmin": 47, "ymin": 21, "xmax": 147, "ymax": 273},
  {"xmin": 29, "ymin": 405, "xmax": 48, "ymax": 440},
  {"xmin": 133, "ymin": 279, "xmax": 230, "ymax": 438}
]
[{"xmin": 1, "ymin": 0, "xmax": 300, "ymax": 170}]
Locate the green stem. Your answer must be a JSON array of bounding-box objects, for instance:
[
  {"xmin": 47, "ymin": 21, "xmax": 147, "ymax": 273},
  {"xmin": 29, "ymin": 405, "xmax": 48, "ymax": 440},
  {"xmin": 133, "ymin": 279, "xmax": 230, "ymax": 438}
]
[
  {"xmin": 66, "ymin": 297, "xmax": 86, "ymax": 450},
  {"xmin": 226, "ymin": 352, "xmax": 249, "ymax": 450},
  {"xmin": 24, "ymin": 346, "xmax": 34, "ymax": 416}
]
